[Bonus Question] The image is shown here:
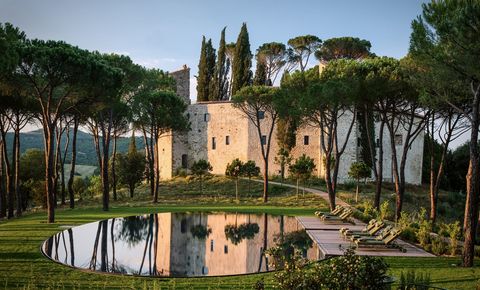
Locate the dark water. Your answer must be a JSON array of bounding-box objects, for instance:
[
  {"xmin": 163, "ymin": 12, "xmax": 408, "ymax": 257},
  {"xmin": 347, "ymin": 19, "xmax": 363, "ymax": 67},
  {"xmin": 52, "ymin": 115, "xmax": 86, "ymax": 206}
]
[{"xmin": 42, "ymin": 212, "xmax": 318, "ymax": 277}]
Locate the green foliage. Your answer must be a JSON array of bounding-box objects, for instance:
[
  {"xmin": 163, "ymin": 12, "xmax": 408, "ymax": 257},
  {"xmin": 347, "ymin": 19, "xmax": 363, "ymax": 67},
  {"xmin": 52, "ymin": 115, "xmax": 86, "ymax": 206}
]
[
  {"xmin": 191, "ymin": 159, "xmax": 213, "ymax": 176},
  {"xmin": 196, "ymin": 36, "xmax": 217, "ymax": 102},
  {"xmin": 379, "ymin": 200, "xmax": 390, "ymax": 221},
  {"xmin": 72, "ymin": 176, "xmax": 86, "ymax": 199},
  {"xmin": 190, "ymin": 225, "xmax": 212, "ymax": 239},
  {"xmin": 289, "ymin": 155, "xmax": 316, "ymax": 196},
  {"xmin": 19, "ymin": 148, "xmax": 44, "ymax": 182},
  {"xmin": 348, "ymin": 161, "xmax": 371, "ymax": 181},
  {"xmin": 289, "ymin": 154, "xmax": 316, "ymax": 181},
  {"xmin": 357, "ymin": 108, "xmax": 376, "ymax": 169},
  {"xmin": 439, "ymin": 221, "xmax": 461, "ymax": 256},
  {"xmin": 431, "ymin": 236, "xmax": 447, "ymax": 256},
  {"xmin": 416, "ymin": 208, "xmax": 432, "ymax": 248},
  {"xmin": 86, "ymin": 175, "xmax": 102, "ymax": 198},
  {"xmin": 287, "ymin": 35, "xmax": 321, "ymax": 72},
  {"xmin": 225, "ymin": 158, "xmax": 243, "ymax": 179},
  {"xmin": 5, "ymin": 129, "xmax": 146, "ymax": 167},
  {"xmin": 315, "ymin": 37, "xmax": 372, "ymax": 61},
  {"xmin": 231, "ymin": 23, "xmax": 252, "ymax": 95},
  {"xmin": 212, "ymin": 27, "xmax": 229, "ymax": 101},
  {"xmin": 241, "ymin": 160, "xmax": 260, "ymax": 178},
  {"xmin": 115, "ymin": 136, "xmax": 146, "ymax": 197},
  {"xmin": 398, "ymin": 270, "xmax": 431, "ymax": 290},
  {"xmin": 224, "ymin": 222, "xmax": 259, "ymax": 245}
]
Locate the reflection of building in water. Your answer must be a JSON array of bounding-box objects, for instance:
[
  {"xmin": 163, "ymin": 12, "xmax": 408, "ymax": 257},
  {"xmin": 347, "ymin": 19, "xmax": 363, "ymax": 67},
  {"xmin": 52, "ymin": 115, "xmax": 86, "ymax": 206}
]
[{"xmin": 155, "ymin": 213, "xmax": 319, "ymax": 276}]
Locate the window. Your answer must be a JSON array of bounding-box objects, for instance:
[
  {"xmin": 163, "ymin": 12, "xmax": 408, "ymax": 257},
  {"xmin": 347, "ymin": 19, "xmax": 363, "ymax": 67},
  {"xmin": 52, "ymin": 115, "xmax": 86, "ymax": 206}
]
[
  {"xmin": 261, "ymin": 135, "xmax": 267, "ymax": 145},
  {"xmin": 257, "ymin": 111, "xmax": 265, "ymax": 119},
  {"xmin": 181, "ymin": 219, "xmax": 187, "ymax": 233},
  {"xmin": 225, "ymin": 135, "xmax": 230, "ymax": 145},
  {"xmin": 202, "ymin": 266, "xmax": 209, "ymax": 275},
  {"xmin": 394, "ymin": 134, "xmax": 403, "ymax": 146},
  {"xmin": 204, "ymin": 113, "xmax": 210, "ymax": 122},
  {"xmin": 212, "ymin": 137, "xmax": 216, "ymax": 150},
  {"xmin": 376, "ymin": 138, "xmax": 380, "ymax": 148},
  {"xmin": 304, "ymin": 135, "xmax": 309, "ymax": 145},
  {"xmin": 210, "ymin": 240, "xmax": 214, "ymax": 252},
  {"xmin": 224, "ymin": 245, "xmax": 228, "ymax": 254},
  {"xmin": 181, "ymin": 154, "xmax": 188, "ymax": 169}
]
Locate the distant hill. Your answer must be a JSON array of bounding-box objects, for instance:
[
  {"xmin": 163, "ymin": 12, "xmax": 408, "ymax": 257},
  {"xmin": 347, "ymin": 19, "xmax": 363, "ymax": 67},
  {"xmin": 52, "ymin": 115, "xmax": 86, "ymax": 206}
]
[{"xmin": 5, "ymin": 129, "xmax": 147, "ymax": 166}]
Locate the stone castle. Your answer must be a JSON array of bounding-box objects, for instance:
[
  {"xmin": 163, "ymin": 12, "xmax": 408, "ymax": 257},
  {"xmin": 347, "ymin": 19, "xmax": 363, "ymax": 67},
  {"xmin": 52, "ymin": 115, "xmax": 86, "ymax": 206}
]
[{"xmin": 159, "ymin": 66, "xmax": 424, "ymax": 185}]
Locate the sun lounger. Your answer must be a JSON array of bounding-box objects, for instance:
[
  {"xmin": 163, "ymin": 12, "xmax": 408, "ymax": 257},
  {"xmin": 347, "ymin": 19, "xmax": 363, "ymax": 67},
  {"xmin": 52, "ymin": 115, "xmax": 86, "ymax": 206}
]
[
  {"xmin": 321, "ymin": 207, "xmax": 353, "ymax": 223},
  {"xmin": 342, "ymin": 220, "xmax": 385, "ymax": 240},
  {"xmin": 339, "ymin": 219, "xmax": 377, "ymax": 236},
  {"xmin": 315, "ymin": 205, "xmax": 343, "ymax": 217},
  {"xmin": 349, "ymin": 224, "xmax": 392, "ymax": 242},
  {"xmin": 354, "ymin": 227, "xmax": 406, "ymax": 252}
]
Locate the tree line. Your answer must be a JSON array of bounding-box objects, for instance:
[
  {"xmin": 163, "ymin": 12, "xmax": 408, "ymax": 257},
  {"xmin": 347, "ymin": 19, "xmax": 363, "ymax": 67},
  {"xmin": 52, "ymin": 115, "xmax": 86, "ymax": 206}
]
[{"xmin": 0, "ymin": 23, "xmax": 189, "ymax": 223}]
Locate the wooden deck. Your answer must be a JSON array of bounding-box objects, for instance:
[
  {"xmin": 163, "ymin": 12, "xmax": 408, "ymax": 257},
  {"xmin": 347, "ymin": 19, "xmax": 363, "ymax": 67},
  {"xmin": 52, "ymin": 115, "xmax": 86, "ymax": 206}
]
[{"xmin": 297, "ymin": 216, "xmax": 435, "ymax": 258}]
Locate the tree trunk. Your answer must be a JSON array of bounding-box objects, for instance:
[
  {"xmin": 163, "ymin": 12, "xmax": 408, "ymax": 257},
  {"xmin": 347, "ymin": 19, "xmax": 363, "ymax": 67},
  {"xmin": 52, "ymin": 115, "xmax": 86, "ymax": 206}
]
[
  {"xmin": 355, "ymin": 178, "xmax": 359, "ymax": 203},
  {"xmin": 45, "ymin": 126, "xmax": 56, "ymax": 223},
  {"xmin": 14, "ymin": 129, "xmax": 21, "ymax": 217},
  {"xmin": 374, "ymin": 120, "xmax": 385, "ymax": 209},
  {"xmin": 153, "ymin": 139, "xmax": 160, "ymax": 203},
  {"xmin": 324, "ymin": 156, "xmax": 335, "ymax": 210},
  {"xmin": 263, "ymin": 158, "xmax": 268, "ymax": 202},
  {"xmin": 463, "ymin": 85, "xmax": 480, "ymax": 267},
  {"xmin": 129, "ymin": 184, "xmax": 134, "ymax": 198},
  {"xmin": 296, "ymin": 178, "xmax": 299, "ymax": 197},
  {"xmin": 60, "ymin": 124, "xmax": 70, "ymax": 206},
  {"xmin": 112, "ymin": 134, "xmax": 117, "ymax": 201},
  {"xmin": 0, "ymin": 139, "xmax": 5, "ymax": 218},
  {"xmin": 235, "ymin": 179, "xmax": 239, "ymax": 200},
  {"xmin": 67, "ymin": 117, "xmax": 79, "ymax": 209},
  {"xmin": 6, "ymin": 130, "xmax": 14, "ymax": 218}
]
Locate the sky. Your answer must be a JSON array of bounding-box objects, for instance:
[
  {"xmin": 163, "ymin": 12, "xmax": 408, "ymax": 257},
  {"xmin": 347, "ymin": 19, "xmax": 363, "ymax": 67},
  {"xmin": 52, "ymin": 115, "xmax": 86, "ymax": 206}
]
[
  {"xmin": 4, "ymin": 0, "xmax": 467, "ymax": 147},
  {"xmin": 0, "ymin": 0, "xmax": 429, "ymax": 99}
]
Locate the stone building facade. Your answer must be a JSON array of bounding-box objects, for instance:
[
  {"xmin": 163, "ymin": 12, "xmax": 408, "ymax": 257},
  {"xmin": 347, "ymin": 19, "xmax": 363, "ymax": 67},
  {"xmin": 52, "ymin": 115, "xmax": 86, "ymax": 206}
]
[{"xmin": 159, "ymin": 66, "xmax": 424, "ymax": 185}]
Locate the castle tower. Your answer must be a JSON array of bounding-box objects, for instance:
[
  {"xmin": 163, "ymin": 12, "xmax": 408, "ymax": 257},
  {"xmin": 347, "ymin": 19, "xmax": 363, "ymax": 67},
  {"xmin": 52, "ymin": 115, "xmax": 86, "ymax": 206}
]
[{"xmin": 158, "ymin": 65, "xmax": 191, "ymax": 180}]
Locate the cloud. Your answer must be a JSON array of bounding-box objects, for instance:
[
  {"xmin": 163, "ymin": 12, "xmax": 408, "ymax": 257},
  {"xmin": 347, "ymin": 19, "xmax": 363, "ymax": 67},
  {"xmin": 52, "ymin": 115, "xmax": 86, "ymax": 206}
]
[{"xmin": 136, "ymin": 57, "xmax": 179, "ymax": 68}]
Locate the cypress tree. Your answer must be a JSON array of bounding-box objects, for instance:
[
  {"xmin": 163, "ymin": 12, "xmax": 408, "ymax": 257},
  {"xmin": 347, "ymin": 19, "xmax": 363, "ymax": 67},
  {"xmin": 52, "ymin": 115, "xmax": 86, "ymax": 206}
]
[
  {"xmin": 231, "ymin": 23, "xmax": 252, "ymax": 95},
  {"xmin": 196, "ymin": 36, "xmax": 209, "ymax": 102},
  {"xmin": 196, "ymin": 36, "xmax": 216, "ymax": 102},
  {"xmin": 212, "ymin": 27, "xmax": 229, "ymax": 100},
  {"xmin": 253, "ymin": 52, "xmax": 267, "ymax": 85},
  {"xmin": 205, "ymin": 39, "xmax": 216, "ymax": 101}
]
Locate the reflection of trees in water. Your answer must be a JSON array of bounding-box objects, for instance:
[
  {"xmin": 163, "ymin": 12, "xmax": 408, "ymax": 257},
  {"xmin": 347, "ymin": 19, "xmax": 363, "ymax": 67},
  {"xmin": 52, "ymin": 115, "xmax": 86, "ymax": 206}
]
[
  {"xmin": 44, "ymin": 229, "xmax": 75, "ymax": 267},
  {"xmin": 139, "ymin": 214, "xmax": 154, "ymax": 275},
  {"xmin": 268, "ymin": 229, "xmax": 313, "ymax": 269},
  {"xmin": 115, "ymin": 215, "xmax": 150, "ymax": 247},
  {"xmin": 258, "ymin": 213, "xmax": 269, "ymax": 272},
  {"xmin": 224, "ymin": 222, "xmax": 259, "ymax": 245}
]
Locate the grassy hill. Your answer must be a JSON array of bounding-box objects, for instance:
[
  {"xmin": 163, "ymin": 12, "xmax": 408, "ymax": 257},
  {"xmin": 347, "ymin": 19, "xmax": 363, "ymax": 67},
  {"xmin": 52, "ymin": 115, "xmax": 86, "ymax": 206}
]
[{"xmin": 5, "ymin": 129, "xmax": 147, "ymax": 167}]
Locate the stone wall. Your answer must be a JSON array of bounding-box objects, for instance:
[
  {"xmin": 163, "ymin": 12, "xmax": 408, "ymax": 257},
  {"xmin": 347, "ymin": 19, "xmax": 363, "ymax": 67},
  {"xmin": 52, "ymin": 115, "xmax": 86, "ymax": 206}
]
[
  {"xmin": 170, "ymin": 102, "xmax": 423, "ymax": 185},
  {"xmin": 159, "ymin": 66, "xmax": 424, "ymax": 185},
  {"xmin": 170, "ymin": 65, "xmax": 191, "ymax": 105}
]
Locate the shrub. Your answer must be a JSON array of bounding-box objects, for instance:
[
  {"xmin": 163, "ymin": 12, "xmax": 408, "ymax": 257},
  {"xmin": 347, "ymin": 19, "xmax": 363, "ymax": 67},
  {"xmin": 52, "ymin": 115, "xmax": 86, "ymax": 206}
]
[
  {"xmin": 400, "ymin": 227, "xmax": 418, "ymax": 243},
  {"xmin": 439, "ymin": 221, "xmax": 461, "ymax": 256},
  {"xmin": 431, "ymin": 236, "xmax": 447, "ymax": 256},
  {"xmin": 72, "ymin": 176, "xmax": 86, "ymax": 200},
  {"xmin": 378, "ymin": 200, "xmax": 390, "ymax": 221},
  {"xmin": 315, "ymin": 248, "xmax": 389, "ymax": 290},
  {"xmin": 268, "ymin": 247, "xmax": 390, "ymax": 290},
  {"xmin": 398, "ymin": 270, "xmax": 431, "ymax": 290},
  {"xmin": 415, "ymin": 208, "xmax": 432, "ymax": 248},
  {"xmin": 86, "ymin": 175, "xmax": 102, "ymax": 199},
  {"xmin": 474, "ymin": 246, "xmax": 480, "ymax": 258}
]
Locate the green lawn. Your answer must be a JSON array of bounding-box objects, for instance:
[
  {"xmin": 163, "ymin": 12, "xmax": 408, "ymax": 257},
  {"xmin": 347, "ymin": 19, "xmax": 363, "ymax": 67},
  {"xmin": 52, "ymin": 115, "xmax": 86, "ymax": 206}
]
[{"xmin": 0, "ymin": 177, "xmax": 479, "ymax": 289}]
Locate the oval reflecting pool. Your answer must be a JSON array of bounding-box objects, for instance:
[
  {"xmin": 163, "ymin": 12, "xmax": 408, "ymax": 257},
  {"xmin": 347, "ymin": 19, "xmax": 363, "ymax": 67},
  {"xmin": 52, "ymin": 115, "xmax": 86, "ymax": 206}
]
[{"xmin": 42, "ymin": 212, "xmax": 318, "ymax": 277}]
